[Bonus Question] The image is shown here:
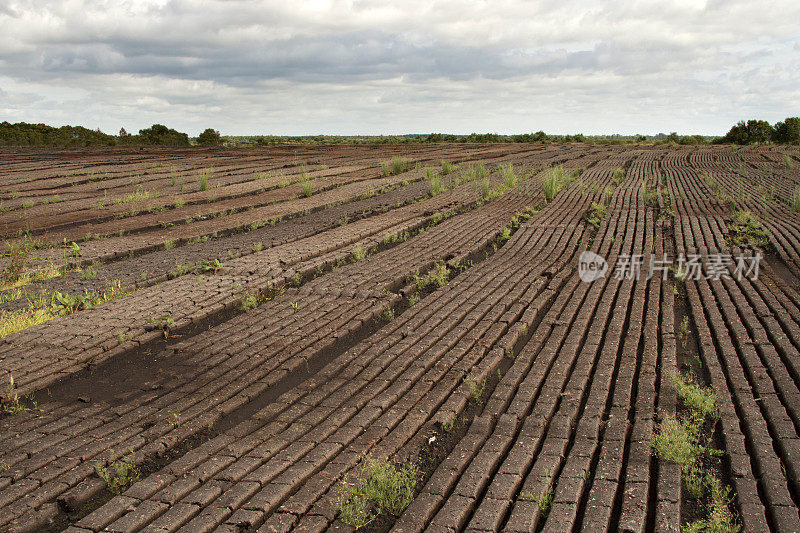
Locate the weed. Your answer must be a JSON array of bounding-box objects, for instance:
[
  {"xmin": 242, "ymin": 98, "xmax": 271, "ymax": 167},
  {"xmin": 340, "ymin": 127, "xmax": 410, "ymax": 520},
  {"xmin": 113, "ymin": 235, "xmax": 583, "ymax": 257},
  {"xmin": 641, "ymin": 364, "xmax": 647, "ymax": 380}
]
[
  {"xmin": 337, "ymin": 458, "xmax": 419, "ymax": 527},
  {"xmin": 791, "ymin": 184, "xmax": 800, "ymax": 213},
  {"xmin": 380, "ymin": 305, "xmax": 395, "ymax": 322},
  {"xmin": 441, "ymin": 413, "xmax": 455, "ymax": 432},
  {"xmin": 164, "ymin": 239, "xmax": 175, "ymax": 250},
  {"xmin": 114, "ymin": 187, "xmax": 156, "ymax": 205},
  {"xmin": 612, "ymin": 167, "xmax": 625, "ymax": 185},
  {"xmin": 542, "ymin": 166, "xmax": 574, "ymax": 201},
  {"xmin": 480, "ymin": 178, "xmax": 491, "ymax": 201},
  {"xmin": 80, "ymin": 264, "xmax": 97, "ymax": 280},
  {"xmin": 252, "ymin": 241, "xmax": 263, "ymax": 253},
  {"xmin": 339, "ymin": 215, "xmax": 350, "ymax": 226},
  {"xmin": 408, "ymin": 293, "xmax": 421, "ymax": 307},
  {"xmin": 783, "ymin": 154, "xmax": 794, "ymax": 170},
  {"xmin": 197, "ymin": 259, "xmax": 224, "ymax": 274},
  {"xmin": 674, "ymin": 372, "xmax": 719, "ymax": 422},
  {"xmin": 679, "ymin": 315, "xmax": 690, "ymax": 349},
  {"xmin": 198, "ymin": 169, "xmax": 212, "ymax": 191},
  {"xmin": 290, "ymin": 301, "xmax": 302, "ymax": 311},
  {"xmin": 22, "ymin": 199, "xmax": 34, "ymax": 209},
  {"xmin": 170, "ymin": 411, "xmax": 181, "ymax": 427},
  {"xmin": 586, "ymin": 201, "xmax": 608, "ymax": 229},
  {"xmin": 95, "ymin": 450, "xmax": 140, "ymax": 494},
  {"xmin": 239, "ymin": 291, "xmax": 259, "ymax": 311},
  {"xmin": 428, "ymin": 170, "xmax": 442, "ymax": 196},
  {"xmin": 414, "ymin": 262, "xmax": 449, "ymax": 291},
  {"xmin": 301, "ymin": 178, "xmax": 314, "ymax": 197},
  {"xmin": 1, "ymin": 373, "xmax": 27, "ymax": 414},
  {"xmin": 70, "ymin": 241, "xmax": 81, "ymax": 258},
  {"xmin": 520, "ymin": 474, "xmax": 554, "ymax": 518},
  {"xmin": 464, "ymin": 375, "xmax": 485, "ymax": 404},
  {"xmin": 3, "ymin": 240, "xmax": 31, "ymax": 283},
  {"xmin": 500, "ymin": 163, "xmax": 517, "ymax": 189},
  {"xmin": 727, "ymin": 210, "xmax": 769, "ymax": 248},
  {"xmin": 641, "ymin": 177, "xmax": 659, "ymax": 207},
  {"xmin": 441, "ymin": 160, "xmax": 454, "ymax": 175}
]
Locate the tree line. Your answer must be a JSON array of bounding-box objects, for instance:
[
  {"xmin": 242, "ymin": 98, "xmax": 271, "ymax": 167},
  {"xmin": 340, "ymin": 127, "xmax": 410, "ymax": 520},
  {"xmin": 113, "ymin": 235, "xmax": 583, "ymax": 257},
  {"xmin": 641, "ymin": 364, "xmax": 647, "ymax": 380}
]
[{"xmin": 0, "ymin": 122, "xmax": 222, "ymax": 147}]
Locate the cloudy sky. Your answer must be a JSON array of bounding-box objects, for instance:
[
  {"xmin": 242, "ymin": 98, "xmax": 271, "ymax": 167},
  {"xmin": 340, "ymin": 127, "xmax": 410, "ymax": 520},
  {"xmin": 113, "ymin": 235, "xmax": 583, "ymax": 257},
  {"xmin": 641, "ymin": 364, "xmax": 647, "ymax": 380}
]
[{"xmin": 1, "ymin": 0, "xmax": 798, "ymax": 136}]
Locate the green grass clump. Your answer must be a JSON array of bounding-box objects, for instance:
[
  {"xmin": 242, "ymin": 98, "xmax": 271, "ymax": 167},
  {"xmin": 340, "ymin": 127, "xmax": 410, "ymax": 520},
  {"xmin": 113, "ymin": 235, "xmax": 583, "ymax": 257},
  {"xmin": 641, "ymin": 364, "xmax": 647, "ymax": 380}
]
[
  {"xmin": 428, "ymin": 170, "xmax": 442, "ymax": 196},
  {"xmin": 727, "ymin": 210, "xmax": 770, "ymax": 248},
  {"xmin": 542, "ymin": 166, "xmax": 574, "ymax": 201},
  {"xmin": 441, "ymin": 160, "xmax": 455, "ymax": 175},
  {"xmin": 1, "ymin": 373, "xmax": 28, "ymax": 414},
  {"xmin": 337, "ymin": 458, "xmax": 419, "ymax": 528},
  {"xmin": 301, "ymin": 178, "xmax": 314, "ymax": 197},
  {"xmin": 381, "ymin": 157, "xmax": 413, "ymax": 177},
  {"xmin": 414, "ymin": 262, "xmax": 449, "ymax": 291},
  {"xmin": 791, "ymin": 184, "xmax": 800, "ymax": 213},
  {"xmin": 652, "ymin": 372, "xmax": 739, "ymax": 531},
  {"xmin": 95, "ymin": 450, "xmax": 140, "ymax": 494},
  {"xmin": 586, "ymin": 201, "xmax": 608, "ymax": 229},
  {"xmin": 239, "ymin": 290, "xmax": 259, "ymax": 311},
  {"xmin": 500, "ymin": 163, "xmax": 517, "ymax": 189},
  {"xmin": 783, "ymin": 154, "xmax": 794, "ymax": 169},
  {"xmin": 612, "ymin": 167, "xmax": 625, "ymax": 185}
]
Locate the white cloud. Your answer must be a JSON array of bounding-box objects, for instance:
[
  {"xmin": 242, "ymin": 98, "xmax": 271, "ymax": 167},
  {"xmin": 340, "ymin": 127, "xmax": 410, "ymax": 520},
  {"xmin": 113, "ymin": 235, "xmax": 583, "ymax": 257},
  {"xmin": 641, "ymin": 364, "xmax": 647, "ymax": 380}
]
[{"xmin": 0, "ymin": 0, "xmax": 798, "ymax": 135}]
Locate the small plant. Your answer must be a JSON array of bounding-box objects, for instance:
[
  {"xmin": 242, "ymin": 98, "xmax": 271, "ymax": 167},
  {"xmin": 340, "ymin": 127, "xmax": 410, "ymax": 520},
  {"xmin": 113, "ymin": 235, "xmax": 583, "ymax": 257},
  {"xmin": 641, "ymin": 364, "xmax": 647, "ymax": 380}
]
[
  {"xmin": 198, "ymin": 169, "xmax": 211, "ymax": 191},
  {"xmin": 80, "ymin": 264, "xmax": 97, "ymax": 280},
  {"xmin": 428, "ymin": 170, "xmax": 442, "ymax": 196},
  {"xmin": 170, "ymin": 411, "xmax": 181, "ymax": 427},
  {"xmin": 413, "ymin": 262, "xmax": 449, "ymax": 291},
  {"xmin": 352, "ymin": 244, "xmax": 367, "ymax": 262},
  {"xmin": 441, "ymin": 160, "xmax": 454, "ymax": 175},
  {"xmin": 163, "ymin": 239, "xmax": 175, "ymax": 250},
  {"xmin": 480, "ymin": 178, "xmax": 491, "ymax": 201},
  {"xmin": 290, "ymin": 301, "xmax": 301, "ymax": 311},
  {"xmin": 727, "ymin": 210, "xmax": 769, "ymax": 248},
  {"xmin": 4, "ymin": 240, "xmax": 31, "ymax": 283},
  {"xmin": 301, "ymin": 178, "xmax": 314, "ymax": 197},
  {"xmin": 339, "ymin": 215, "xmax": 350, "ymax": 226},
  {"xmin": 783, "ymin": 154, "xmax": 794, "ymax": 169},
  {"xmin": 586, "ymin": 201, "xmax": 608, "ymax": 229},
  {"xmin": 641, "ymin": 177, "xmax": 659, "ymax": 207},
  {"xmin": 441, "ymin": 413, "xmax": 455, "ymax": 432},
  {"xmin": 500, "ymin": 163, "xmax": 517, "ymax": 189},
  {"xmin": 464, "ymin": 375, "xmax": 485, "ymax": 404},
  {"xmin": 380, "ymin": 305, "xmax": 395, "ymax": 322},
  {"xmin": 22, "ymin": 199, "xmax": 34, "ymax": 209},
  {"xmin": 679, "ymin": 315, "xmax": 690, "ymax": 349},
  {"xmin": 612, "ymin": 167, "xmax": 625, "ymax": 186},
  {"xmin": 95, "ymin": 450, "xmax": 140, "ymax": 494},
  {"xmin": 252, "ymin": 241, "xmax": 263, "ymax": 253},
  {"xmin": 791, "ymin": 184, "xmax": 800, "ymax": 213},
  {"xmin": 197, "ymin": 259, "xmax": 224, "ymax": 274},
  {"xmin": 542, "ymin": 166, "xmax": 573, "ymax": 201},
  {"xmin": 70, "ymin": 241, "xmax": 81, "ymax": 258},
  {"xmin": 1, "ymin": 373, "xmax": 27, "ymax": 415},
  {"xmin": 337, "ymin": 458, "xmax": 419, "ymax": 528},
  {"xmin": 239, "ymin": 290, "xmax": 259, "ymax": 311},
  {"xmin": 148, "ymin": 314, "xmax": 176, "ymax": 338},
  {"xmin": 408, "ymin": 293, "xmax": 421, "ymax": 307}
]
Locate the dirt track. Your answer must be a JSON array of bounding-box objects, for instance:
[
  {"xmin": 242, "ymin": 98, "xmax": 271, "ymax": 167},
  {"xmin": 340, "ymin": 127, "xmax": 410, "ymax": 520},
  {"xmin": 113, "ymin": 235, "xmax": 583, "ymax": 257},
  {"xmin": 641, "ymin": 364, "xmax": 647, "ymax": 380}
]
[{"xmin": 1, "ymin": 144, "xmax": 799, "ymax": 532}]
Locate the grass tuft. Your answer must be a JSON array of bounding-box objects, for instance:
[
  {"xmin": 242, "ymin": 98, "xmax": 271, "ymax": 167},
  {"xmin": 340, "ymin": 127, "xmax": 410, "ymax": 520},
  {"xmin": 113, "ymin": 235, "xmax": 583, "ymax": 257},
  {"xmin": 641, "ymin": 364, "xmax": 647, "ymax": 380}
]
[{"xmin": 337, "ymin": 458, "xmax": 419, "ymax": 528}]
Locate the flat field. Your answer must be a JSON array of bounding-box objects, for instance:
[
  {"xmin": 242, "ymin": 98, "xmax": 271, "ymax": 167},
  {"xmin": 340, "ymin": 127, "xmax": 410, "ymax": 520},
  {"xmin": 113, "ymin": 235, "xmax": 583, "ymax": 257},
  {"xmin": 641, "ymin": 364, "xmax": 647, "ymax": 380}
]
[{"xmin": 1, "ymin": 143, "xmax": 799, "ymax": 532}]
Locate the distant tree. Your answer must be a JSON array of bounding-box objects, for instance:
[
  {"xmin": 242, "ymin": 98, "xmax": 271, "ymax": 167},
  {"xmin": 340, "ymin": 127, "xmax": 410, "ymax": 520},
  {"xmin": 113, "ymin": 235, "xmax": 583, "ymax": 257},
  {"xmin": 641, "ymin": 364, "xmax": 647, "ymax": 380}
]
[
  {"xmin": 119, "ymin": 127, "xmax": 129, "ymax": 138},
  {"xmin": 720, "ymin": 120, "xmax": 774, "ymax": 145},
  {"xmin": 196, "ymin": 128, "xmax": 222, "ymax": 145},
  {"xmin": 134, "ymin": 124, "xmax": 190, "ymax": 146},
  {"xmin": 773, "ymin": 117, "xmax": 800, "ymax": 144}
]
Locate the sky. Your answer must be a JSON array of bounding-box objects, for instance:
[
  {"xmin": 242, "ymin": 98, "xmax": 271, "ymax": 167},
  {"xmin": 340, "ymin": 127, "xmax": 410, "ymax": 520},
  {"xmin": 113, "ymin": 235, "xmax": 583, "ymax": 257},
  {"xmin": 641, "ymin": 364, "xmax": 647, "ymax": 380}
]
[{"xmin": 0, "ymin": 0, "xmax": 799, "ymax": 137}]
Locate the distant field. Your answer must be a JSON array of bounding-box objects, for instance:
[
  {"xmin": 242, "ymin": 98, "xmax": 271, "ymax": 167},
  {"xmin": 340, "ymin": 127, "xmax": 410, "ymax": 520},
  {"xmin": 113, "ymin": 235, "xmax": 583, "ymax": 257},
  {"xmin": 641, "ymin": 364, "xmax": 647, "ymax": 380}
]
[{"xmin": 1, "ymin": 143, "xmax": 799, "ymax": 532}]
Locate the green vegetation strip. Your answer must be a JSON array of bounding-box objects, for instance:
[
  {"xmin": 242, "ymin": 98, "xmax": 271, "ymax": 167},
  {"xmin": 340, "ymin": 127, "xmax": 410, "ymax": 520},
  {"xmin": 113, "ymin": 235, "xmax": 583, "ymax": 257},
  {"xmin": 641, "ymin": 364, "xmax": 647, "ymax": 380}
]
[{"xmin": 652, "ymin": 372, "xmax": 740, "ymax": 532}]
